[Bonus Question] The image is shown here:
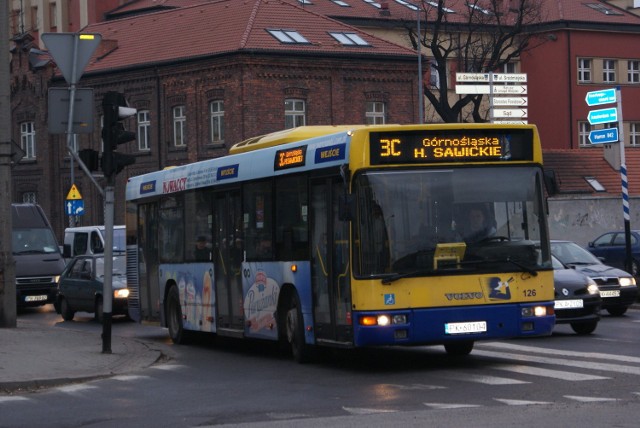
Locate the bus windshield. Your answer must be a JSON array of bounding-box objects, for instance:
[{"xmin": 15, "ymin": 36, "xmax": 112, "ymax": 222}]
[{"xmin": 353, "ymin": 166, "xmax": 550, "ymax": 277}]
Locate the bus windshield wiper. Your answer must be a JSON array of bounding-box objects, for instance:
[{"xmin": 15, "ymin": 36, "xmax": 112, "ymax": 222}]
[
  {"xmin": 500, "ymin": 258, "xmax": 538, "ymax": 276},
  {"xmin": 381, "ymin": 269, "xmax": 434, "ymax": 285}
]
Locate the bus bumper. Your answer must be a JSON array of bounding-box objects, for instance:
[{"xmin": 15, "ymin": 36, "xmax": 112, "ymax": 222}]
[{"xmin": 352, "ymin": 303, "xmax": 555, "ymax": 347}]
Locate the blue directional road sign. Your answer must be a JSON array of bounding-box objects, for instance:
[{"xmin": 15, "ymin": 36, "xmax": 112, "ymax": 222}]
[
  {"xmin": 587, "ymin": 107, "xmax": 618, "ymax": 125},
  {"xmin": 585, "ymin": 88, "xmax": 617, "ymax": 107},
  {"xmin": 589, "ymin": 128, "xmax": 619, "ymax": 145},
  {"xmin": 65, "ymin": 199, "xmax": 85, "ymax": 216}
]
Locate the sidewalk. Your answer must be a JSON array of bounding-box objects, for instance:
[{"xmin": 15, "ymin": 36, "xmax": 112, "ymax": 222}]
[{"xmin": 0, "ymin": 319, "xmax": 167, "ymax": 393}]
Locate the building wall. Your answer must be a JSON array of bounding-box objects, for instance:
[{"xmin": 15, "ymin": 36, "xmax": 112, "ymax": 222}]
[{"xmin": 12, "ymin": 49, "xmax": 418, "ymax": 240}]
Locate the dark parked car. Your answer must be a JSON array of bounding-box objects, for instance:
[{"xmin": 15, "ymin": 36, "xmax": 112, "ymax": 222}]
[
  {"xmin": 586, "ymin": 230, "xmax": 640, "ymax": 277},
  {"xmin": 552, "ymin": 256, "xmax": 601, "ymax": 335},
  {"xmin": 54, "ymin": 254, "xmax": 129, "ymax": 322},
  {"xmin": 551, "ymin": 240, "xmax": 638, "ymax": 316}
]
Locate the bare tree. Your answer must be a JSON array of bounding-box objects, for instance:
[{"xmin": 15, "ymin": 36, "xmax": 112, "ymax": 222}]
[{"xmin": 406, "ymin": 0, "xmax": 547, "ymax": 123}]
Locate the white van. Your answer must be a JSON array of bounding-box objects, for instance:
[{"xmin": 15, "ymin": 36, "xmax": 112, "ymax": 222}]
[{"xmin": 63, "ymin": 225, "xmax": 126, "ymax": 259}]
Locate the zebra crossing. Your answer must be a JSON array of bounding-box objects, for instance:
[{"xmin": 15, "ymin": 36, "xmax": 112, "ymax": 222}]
[{"xmin": 2, "ymin": 344, "xmax": 640, "ymax": 415}]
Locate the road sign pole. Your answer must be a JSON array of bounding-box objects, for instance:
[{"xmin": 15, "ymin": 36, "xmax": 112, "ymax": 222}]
[{"xmin": 614, "ymin": 86, "xmax": 633, "ymax": 275}]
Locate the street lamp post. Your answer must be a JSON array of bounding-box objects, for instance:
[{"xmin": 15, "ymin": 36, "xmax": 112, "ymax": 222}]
[{"xmin": 414, "ymin": 2, "xmax": 424, "ymax": 123}]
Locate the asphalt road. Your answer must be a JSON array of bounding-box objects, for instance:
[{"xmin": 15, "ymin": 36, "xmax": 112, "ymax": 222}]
[{"xmin": 2, "ymin": 305, "xmax": 640, "ymax": 427}]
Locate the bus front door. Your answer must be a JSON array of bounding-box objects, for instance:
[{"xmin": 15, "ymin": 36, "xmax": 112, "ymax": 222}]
[
  {"xmin": 213, "ymin": 191, "xmax": 244, "ymax": 334},
  {"xmin": 311, "ymin": 178, "xmax": 352, "ymax": 345}
]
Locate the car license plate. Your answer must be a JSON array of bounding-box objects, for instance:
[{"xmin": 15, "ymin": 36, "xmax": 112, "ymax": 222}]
[
  {"xmin": 445, "ymin": 321, "xmax": 487, "ymax": 335},
  {"xmin": 24, "ymin": 295, "xmax": 47, "ymax": 302},
  {"xmin": 600, "ymin": 290, "xmax": 620, "ymax": 298},
  {"xmin": 554, "ymin": 299, "xmax": 584, "ymax": 309}
]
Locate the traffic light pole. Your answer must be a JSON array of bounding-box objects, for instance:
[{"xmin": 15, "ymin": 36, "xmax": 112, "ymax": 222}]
[{"xmin": 102, "ymin": 177, "xmax": 114, "ymax": 354}]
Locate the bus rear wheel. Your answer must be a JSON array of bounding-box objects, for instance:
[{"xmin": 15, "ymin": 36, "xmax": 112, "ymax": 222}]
[
  {"xmin": 444, "ymin": 341, "xmax": 474, "ymax": 356},
  {"xmin": 286, "ymin": 293, "xmax": 313, "ymax": 363},
  {"xmin": 167, "ymin": 285, "xmax": 188, "ymax": 344}
]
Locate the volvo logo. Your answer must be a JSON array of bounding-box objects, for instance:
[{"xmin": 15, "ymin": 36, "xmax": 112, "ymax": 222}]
[{"xmin": 445, "ymin": 292, "xmax": 483, "ymax": 301}]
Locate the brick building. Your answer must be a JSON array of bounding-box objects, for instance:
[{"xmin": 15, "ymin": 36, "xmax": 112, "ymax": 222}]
[{"xmin": 10, "ymin": 0, "xmax": 420, "ymax": 238}]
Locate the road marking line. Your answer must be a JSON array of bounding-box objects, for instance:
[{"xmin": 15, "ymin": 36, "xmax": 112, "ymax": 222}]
[
  {"xmin": 57, "ymin": 384, "xmax": 98, "ymax": 393},
  {"xmin": 424, "ymin": 403, "xmax": 482, "ymax": 409},
  {"xmin": 478, "ymin": 342, "xmax": 640, "ymax": 364},
  {"xmin": 150, "ymin": 364, "xmax": 186, "ymax": 371},
  {"xmin": 0, "ymin": 396, "xmax": 30, "ymax": 403},
  {"xmin": 494, "ymin": 398, "xmax": 552, "ymax": 405},
  {"xmin": 565, "ymin": 395, "xmax": 619, "ymax": 402},
  {"xmin": 441, "ymin": 371, "xmax": 529, "ymax": 385},
  {"xmin": 493, "ymin": 364, "xmax": 608, "ymax": 381},
  {"xmin": 474, "ymin": 349, "xmax": 640, "ymax": 376},
  {"xmin": 342, "ymin": 407, "xmax": 397, "ymax": 415},
  {"xmin": 112, "ymin": 375, "xmax": 150, "ymax": 381}
]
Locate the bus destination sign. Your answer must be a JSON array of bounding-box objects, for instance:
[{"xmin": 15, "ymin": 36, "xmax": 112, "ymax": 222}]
[
  {"xmin": 275, "ymin": 145, "xmax": 307, "ymax": 170},
  {"xmin": 369, "ymin": 129, "xmax": 534, "ymax": 165}
]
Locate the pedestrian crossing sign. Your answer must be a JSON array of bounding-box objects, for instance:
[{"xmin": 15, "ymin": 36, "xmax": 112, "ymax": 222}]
[{"xmin": 66, "ymin": 184, "xmax": 82, "ymax": 200}]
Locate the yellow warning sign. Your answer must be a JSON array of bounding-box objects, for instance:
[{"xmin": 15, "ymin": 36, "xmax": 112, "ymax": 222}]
[{"xmin": 66, "ymin": 184, "xmax": 82, "ymax": 200}]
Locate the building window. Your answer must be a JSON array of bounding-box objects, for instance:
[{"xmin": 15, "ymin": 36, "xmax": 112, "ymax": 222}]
[
  {"xmin": 20, "ymin": 121, "xmax": 36, "ymax": 159},
  {"xmin": 630, "ymin": 123, "xmax": 640, "ymax": 147},
  {"xmin": 22, "ymin": 192, "xmax": 36, "ymax": 203},
  {"xmin": 329, "ymin": 32, "xmax": 369, "ymax": 46},
  {"xmin": 99, "ymin": 115, "xmax": 104, "ymax": 152},
  {"xmin": 603, "ymin": 59, "xmax": 616, "ymax": 83},
  {"xmin": 138, "ymin": 110, "xmax": 150, "ymax": 151},
  {"xmin": 284, "ymin": 99, "xmax": 306, "ymax": 129},
  {"xmin": 173, "ymin": 105, "xmax": 186, "ymax": 147},
  {"xmin": 429, "ymin": 60, "xmax": 440, "ymax": 89},
  {"xmin": 267, "ymin": 29, "xmax": 309, "ymax": 44},
  {"xmin": 578, "ymin": 121, "xmax": 590, "ymax": 147},
  {"xmin": 578, "ymin": 58, "xmax": 591, "ymax": 83},
  {"xmin": 209, "ymin": 100, "xmax": 225, "ymax": 143},
  {"xmin": 366, "ymin": 101, "xmax": 386, "ymax": 124},
  {"xmin": 49, "ymin": 2, "xmax": 57, "ymax": 29},
  {"xmin": 628, "ymin": 60, "xmax": 640, "ymax": 84}
]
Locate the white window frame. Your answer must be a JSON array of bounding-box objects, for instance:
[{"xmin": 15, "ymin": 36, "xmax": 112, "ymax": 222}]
[
  {"xmin": 284, "ymin": 99, "xmax": 306, "ymax": 129},
  {"xmin": 578, "ymin": 121, "xmax": 590, "ymax": 147},
  {"xmin": 173, "ymin": 105, "xmax": 186, "ymax": 147},
  {"xmin": 20, "ymin": 121, "xmax": 36, "ymax": 159},
  {"xmin": 578, "ymin": 58, "xmax": 592, "ymax": 83},
  {"xmin": 366, "ymin": 101, "xmax": 386, "ymax": 125},
  {"xmin": 22, "ymin": 192, "xmax": 36, "ymax": 203},
  {"xmin": 630, "ymin": 122, "xmax": 640, "ymax": 147},
  {"xmin": 137, "ymin": 110, "xmax": 150, "ymax": 151},
  {"xmin": 603, "ymin": 59, "xmax": 616, "ymax": 83},
  {"xmin": 628, "ymin": 60, "xmax": 640, "ymax": 84},
  {"xmin": 209, "ymin": 100, "xmax": 225, "ymax": 143}
]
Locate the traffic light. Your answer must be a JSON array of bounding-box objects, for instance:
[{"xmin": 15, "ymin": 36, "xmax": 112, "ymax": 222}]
[{"xmin": 101, "ymin": 91, "xmax": 136, "ymax": 178}]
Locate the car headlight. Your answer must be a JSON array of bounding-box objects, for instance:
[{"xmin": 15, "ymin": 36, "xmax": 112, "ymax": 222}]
[
  {"xmin": 619, "ymin": 277, "xmax": 636, "ymax": 287},
  {"xmin": 114, "ymin": 288, "xmax": 130, "ymax": 299}
]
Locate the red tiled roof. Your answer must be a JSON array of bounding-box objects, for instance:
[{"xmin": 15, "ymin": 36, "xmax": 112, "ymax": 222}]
[
  {"xmin": 80, "ymin": 0, "xmax": 418, "ymax": 75},
  {"xmin": 543, "ymin": 148, "xmax": 640, "ymax": 196}
]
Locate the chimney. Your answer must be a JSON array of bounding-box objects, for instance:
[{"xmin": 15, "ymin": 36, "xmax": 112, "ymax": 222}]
[{"xmin": 380, "ymin": 1, "xmax": 391, "ymax": 16}]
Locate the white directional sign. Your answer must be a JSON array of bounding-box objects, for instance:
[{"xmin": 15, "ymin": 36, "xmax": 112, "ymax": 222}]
[
  {"xmin": 456, "ymin": 73, "xmax": 527, "ymax": 83},
  {"xmin": 493, "ymin": 120, "xmax": 528, "ymax": 125},
  {"xmin": 492, "ymin": 97, "xmax": 528, "ymax": 106},
  {"xmin": 455, "ymin": 85, "xmax": 528, "ymax": 95},
  {"xmin": 493, "ymin": 108, "xmax": 528, "ymax": 118}
]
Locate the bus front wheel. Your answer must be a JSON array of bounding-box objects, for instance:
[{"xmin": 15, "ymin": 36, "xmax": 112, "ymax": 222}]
[
  {"xmin": 286, "ymin": 293, "xmax": 313, "ymax": 363},
  {"xmin": 167, "ymin": 286, "xmax": 187, "ymax": 344}
]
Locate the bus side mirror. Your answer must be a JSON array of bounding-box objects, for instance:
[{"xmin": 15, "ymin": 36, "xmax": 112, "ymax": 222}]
[{"xmin": 339, "ymin": 193, "xmax": 355, "ymax": 221}]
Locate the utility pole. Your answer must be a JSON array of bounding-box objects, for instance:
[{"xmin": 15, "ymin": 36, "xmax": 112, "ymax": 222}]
[{"xmin": 0, "ymin": 0, "xmax": 17, "ymax": 327}]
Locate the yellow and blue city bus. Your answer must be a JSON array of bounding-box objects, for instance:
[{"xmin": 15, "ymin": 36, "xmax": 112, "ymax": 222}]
[{"xmin": 125, "ymin": 124, "xmax": 555, "ymax": 362}]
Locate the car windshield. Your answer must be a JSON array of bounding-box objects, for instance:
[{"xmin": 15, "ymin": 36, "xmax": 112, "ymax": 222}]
[
  {"xmin": 551, "ymin": 241, "xmax": 602, "ymax": 266},
  {"xmin": 353, "ymin": 166, "xmax": 551, "ymax": 277},
  {"xmin": 552, "ymin": 255, "xmax": 564, "ymax": 269},
  {"xmin": 95, "ymin": 255, "xmax": 127, "ymax": 278},
  {"xmin": 12, "ymin": 228, "xmax": 60, "ymax": 254}
]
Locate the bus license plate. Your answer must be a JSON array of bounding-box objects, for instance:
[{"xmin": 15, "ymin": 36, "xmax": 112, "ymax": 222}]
[
  {"xmin": 445, "ymin": 321, "xmax": 487, "ymax": 335},
  {"xmin": 25, "ymin": 295, "xmax": 47, "ymax": 302},
  {"xmin": 554, "ymin": 299, "xmax": 583, "ymax": 309},
  {"xmin": 600, "ymin": 290, "xmax": 620, "ymax": 298}
]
